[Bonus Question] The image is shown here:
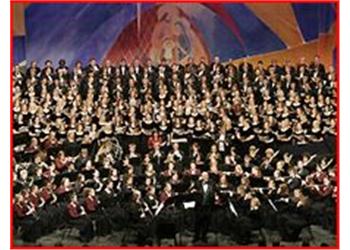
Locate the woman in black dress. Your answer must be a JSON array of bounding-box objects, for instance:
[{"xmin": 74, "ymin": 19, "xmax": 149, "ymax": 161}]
[
  {"xmin": 275, "ymin": 118, "xmax": 293, "ymax": 143},
  {"xmin": 63, "ymin": 130, "xmax": 81, "ymax": 157},
  {"xmin": 236, "ymin": 118, "xmax": 255, "ymax": 155},
  {"xmin": 307, "ymin": 119, "xmax": 324, "ymax": 143},
  {"xmin": 293, "ymin": 121, "xmax": 307, "ymax": 145}
]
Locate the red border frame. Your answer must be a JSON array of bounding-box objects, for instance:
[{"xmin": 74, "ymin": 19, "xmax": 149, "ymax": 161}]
[{"xmin": 9, "ymin": 1, "xmax": 340, "ymax": 249}]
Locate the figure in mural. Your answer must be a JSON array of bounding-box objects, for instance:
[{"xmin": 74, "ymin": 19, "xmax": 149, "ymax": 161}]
[
  {"xmin": 149, "ymin": 5, "xmax": 209, "ymax": 64},
  {"xmin": 105, "ymin": 4, "xmax": 209, "ymax": 64},
  {"xmin": 150, "ymin": 5, "xmax": 194, "ymax": 63}
]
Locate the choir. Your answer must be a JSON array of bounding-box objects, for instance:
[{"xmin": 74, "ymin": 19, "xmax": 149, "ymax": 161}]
[{"xmin": 12, "ymin": 55, "xmax": 336, "ymax": 246}]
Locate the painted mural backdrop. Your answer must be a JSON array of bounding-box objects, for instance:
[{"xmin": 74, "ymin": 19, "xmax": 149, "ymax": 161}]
[
  {"xmin": 13, "ymin": 3, "xmax": 336, "ymax": 66},
  {"xmin": 105, "ymin": 4, "xmax": 211, "ymax": 64}
]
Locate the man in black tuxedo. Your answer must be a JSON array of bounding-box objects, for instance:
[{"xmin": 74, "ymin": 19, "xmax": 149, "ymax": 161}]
[
  {"xmin": 171, "ymin": 62, "xmax": 185, "ymax": 82},
  {"xmin": 102, "ymin": 59, "xmax": 116, "ymax": 77},
  {"xmin": 133, "ymin": 58, "xmax": 144, "ymax": 80},
  {"xmin": 310, "ymin": 55, "xmax": 326, "ymax": 78},
  {"xmin": 56, "ymin": 59, "xmax": 70, "ymax": 76},
  {"xmin": 210, "ymin": 56, "xmax": 225, "ymax": 76},
  {"xmin": 42, "ymin": 60, "xmax": 54, "ymax": 75},
  {"xmin": 119, "ymin": 58, "xmax": 129, "ymax": 84},
  {"xmin": 158, "ymin": 57, "xmax": 172, "ymax": 80},
  {"xmin": 145, "ymin": 58, "xmax": 157, "ymax": 80},
  {"xmin": 193, "ymin": 171, "xmax": 216, "ymax": 243},
  {"xmin": 185, "ymin": 57, "xmax": 198, "ymax": 76},
  {"xmin": 26, "ymin": 60, "xmax": 41, "ymax": 78},
  {"xmin": 86, "ymin": 57, "xmax": 101, "ymax": 75},
  {"xmin": 238, "ymin": 58, "xmax": 254, "ymax": 81}
]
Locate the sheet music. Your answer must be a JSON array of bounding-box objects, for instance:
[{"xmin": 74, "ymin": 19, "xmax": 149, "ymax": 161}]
[{"xmin": 183, "ymin": 201, "xmax": 196, "ymax": 209}]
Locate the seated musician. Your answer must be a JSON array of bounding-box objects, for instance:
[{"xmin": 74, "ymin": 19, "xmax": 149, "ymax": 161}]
[
  {"xmin": 83, "ymin": 188, "xmax": 99, "ymax": 214},
  {"xmin": 83, "ymin": 187, "xmax": 111, "ymax": 236},
  {"xmin": 161, "ymin": 162, "xmax": 176, "ymax": 178},
  {"xmin": 14, "ymin": 193, "xmax": 42, "ymax": 242},
  {"xmin": 54, "ymin": 150, "xmax": 70, "ymax": 172},
  {"xmin": 216, "ymin": 173, "xmax": 233, "ymax": 206},
  {"xmin": 127, "ymin": 190, "xmax": 152, "ymax": 246},
  {"xmin": 40, "ymin": 181, "xmax": 57, "ymax": 205},
  {"xmin": 29, "ymin": 185, "xmax": 45, "ymax": 210},
  {"xmin": 277, "ymin": 188, "xmax": 310, "ymax": 241},
  {"xmin": 159, "ymin": 182, "xmax": 173, "ymax": 204},
  {"xmin": 99, "ymin": 180, "xmax": 116, "ymax": 208},
  {"xmin": 184, "ymin": 162, "xmax": 201, "ymax": 177},
  {"xmin": 144, "ymin": 186, "xmax": 159, "ymax": 214},
  {"xmin": 66, "ymin": 193, "xmax": 94, "ymax": 242},
  {"xmin": 55, "ymin": 177, "xmax": 72, "ymax": 201}
]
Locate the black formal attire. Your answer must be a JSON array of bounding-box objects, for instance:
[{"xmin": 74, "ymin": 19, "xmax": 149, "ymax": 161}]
[{"xmin": 194, "ymin": 180, "xmax": 216, "ymax": 242}]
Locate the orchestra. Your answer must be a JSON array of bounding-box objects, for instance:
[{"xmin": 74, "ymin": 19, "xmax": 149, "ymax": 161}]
[{"xmin": 12, "ymin": 56, "xmax": 336, "ymax": 245}]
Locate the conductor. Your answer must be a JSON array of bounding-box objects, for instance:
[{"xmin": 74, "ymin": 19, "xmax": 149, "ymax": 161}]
[{"xmin": 193, "ymin": 171, "xmax": 216, "ymax": 243}]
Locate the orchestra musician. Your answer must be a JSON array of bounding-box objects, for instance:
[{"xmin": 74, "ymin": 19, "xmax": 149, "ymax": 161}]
[
  {"xmin": 83, "ymin": 188, "xmax": 111, "ymax": 235},
  {"xmin": 14, "ymin": 192, "xmax": 42, "ymax": 242},
  {"xmin": 66, "ymin": 193, "xmax": 94, "ymax": 242}
]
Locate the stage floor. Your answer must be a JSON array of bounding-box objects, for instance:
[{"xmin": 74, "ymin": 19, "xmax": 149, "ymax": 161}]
[{"xmin": 14, "ymin": 225, "xmax": 335, "ymax": 247}]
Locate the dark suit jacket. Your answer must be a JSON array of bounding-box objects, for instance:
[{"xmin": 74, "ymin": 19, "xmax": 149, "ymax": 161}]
[
  {"xmin": 195, "ymin": 180, "xmax": 216, "ymax": 208},
  {"xmin": 134, "ymin": 65, "xmax": 144, "ymax": 78}
]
